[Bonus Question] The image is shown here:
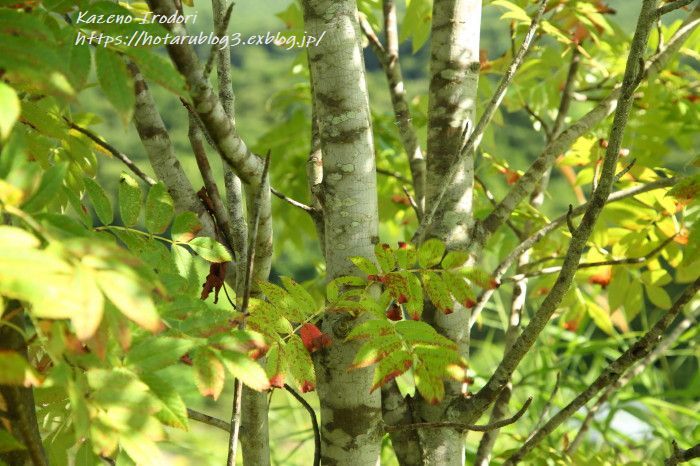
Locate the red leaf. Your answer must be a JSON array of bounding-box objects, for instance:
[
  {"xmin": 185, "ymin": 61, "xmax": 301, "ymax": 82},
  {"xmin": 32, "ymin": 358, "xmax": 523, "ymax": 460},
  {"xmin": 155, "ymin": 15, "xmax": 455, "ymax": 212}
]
[
  {"xmin": 301, "ymin": 381, "xmax": 315, "ymax": 393},
  {"xmin": 269, "ymin": 373, "xmax": 285, "ymax": 388},
  {"xmin": 300, "ymin": 323, "xmax": 332, "ymax": 353},
  {"xmin": 200, "ymin": 262, "xmax": 228, "ymax": 303},
  {"xmin": 588, "ymin": 268, "xmax": 612, "ymax": 288},
  {"xmin": 386, "ymin": 304, "xmax": 402, "ymax": 321},
  {"xmin": 463, "ymin": 298, "xmax": 476, "ymax": 309}
]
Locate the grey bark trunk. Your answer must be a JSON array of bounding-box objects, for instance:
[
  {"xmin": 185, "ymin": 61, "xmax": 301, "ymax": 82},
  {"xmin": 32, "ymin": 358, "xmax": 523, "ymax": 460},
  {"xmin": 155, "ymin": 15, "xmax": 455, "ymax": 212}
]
[
  {"xmin": 302, "ymin": 0, "xmax": 382, "ymax": 464},
  {"xmin": 418, "ymin": 1, "xmax": 482, "ymax": 465}
]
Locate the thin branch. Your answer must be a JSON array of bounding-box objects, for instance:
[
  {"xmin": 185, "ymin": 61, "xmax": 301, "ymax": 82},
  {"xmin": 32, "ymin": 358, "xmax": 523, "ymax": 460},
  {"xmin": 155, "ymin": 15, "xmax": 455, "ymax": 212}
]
[
  {"xmin": 284, "ymin": 384, "xmax": 321, "ymax": 466},
  {"xmin": 657, "ymin": 0, "xmax": 694, "ymax": 17},
  {"xmin": 66, "ymin": 121, "xmax": 156, "ymax": 186},
  {"xmin": 203, "ymin": 1, "xmax": 234, "ymax": 76},
  {"xmin": 187, "ymin": 408, "xmax": 231, "ymax": 432},
  {"xmin": 665, "ymin": 441, "xmax": 700, "ymax": 466},
  {"xmin": 504, "ymin": 234, "xmax": 675, "ymax": 282},
  {"xmin": 270, "ymin": 186, "xmax": 318, "ymax": 216},
  {"xmin": 359, "ymin": 2, "xmax": 426, "ymax": 213},
  {"xmin": 503, "ymin": 277, "xmax": 700, "ymax": 465},
  {"xmin": 414, "ymin": 0, "xmax": 548, "ymax": 243},
  {"xmin": 614, "ymin": 158, "xmax": 637, "ymax": 182},
  {"xmin": 527, "ymin": 373, "xmax": 560, "ymax": 439},
  {"xmin": 388, "ymin": 398, "xmax": 532, "ymax": 434},
  {"xmin": 552, "ymin": 47, "xmax": 581, "ymax": 137},
  {"xmin": 188, "ymin": 114, "xmax": 237, "ymax": 254},
  {"xmin": 567, "ymin": 303, "xmax": 700, "ymax": 454},
  {"xmin": 226, "ymin": 152, "xmax": 271, "ymax": 466},
  {"xmin": 376, "ymin": 167, "xmax": 412, "ymax": 184},
  {"xmin": 402, "ymin": 185, "xmax": 421, "ymax": 220},
  {"xmin": 475, "ymin": 175, "xmax": 523, "ymax": 238},
  {"xmin": 523, "ymin": 104, "xmax": 552, "ymax": 139}
]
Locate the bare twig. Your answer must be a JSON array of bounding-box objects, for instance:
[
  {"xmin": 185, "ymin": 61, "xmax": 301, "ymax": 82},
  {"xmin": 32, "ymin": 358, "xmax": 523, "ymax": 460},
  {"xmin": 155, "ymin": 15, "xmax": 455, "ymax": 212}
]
[
  {"xmin": 527, "ymin": 373, "xmax": 560, "ymax": 439},
  {"xmin": 614, "ymin": 158, "xmax": 637, "ymax": 182},
  {"xmin": 376, "ymin": 167, "xmax": 412, "ymax": 184},
  {"xmin": 386, "ymin": 397, "xmax": 532, "ymax": 433},
  {"xmin": 665, "ymin": 441, "xmax": 700, "ymax": 465},
  {"xmin": 284, "ymin": 384, "xmax": 321, "ymax": 466},
  {"xmin": 414, "ymin": 0, "xmax": 548, "ymax": 243},
  {"xmin": 523, "ymin": 104, "xmax": 552, "ymax": 138},
  {"xmin": 657, "ymin": 0, "xmax": 694, "ymax": 17},
  {"xmin": 359, "ymin": 2, "xmax": 426, "ymax": 213},
  {"xmin": 475, "ymin": 175, "xmax": 523, "ymax": 238},
  {"xmin": 203, "ymin": 1, "xmax": 234, "ymax": 76},
  {"xmin": 402, "ymin": 185, "xmax": 421, "ymax": 219},
  {"xmin": 504, "ymin": 234, "xmax": 676, "ymax": 282},
  {"xmin": 552, "ymin": 48, "xmax": 581, "ymax": 137},
  {"xmin": 566, "ymin": 204, "xmax": 576, "ymax": 234},
  {"xmin": 188, "ymin": 114, "xmax": 237, "ymax": 254},
  {"xmin": 187, "ymin": 408, "xmax": 231, "ymax": 432},
  {"xmin": 66, "ymin": 121, "xmax": 156, "ymax": 186},
  {"xmin": 270, "ymin": 187, "xmax": 318, "ymax": 216},
  {"xmin": 226, "ymin": 152, "xmax": 271, "ymax": 466}
]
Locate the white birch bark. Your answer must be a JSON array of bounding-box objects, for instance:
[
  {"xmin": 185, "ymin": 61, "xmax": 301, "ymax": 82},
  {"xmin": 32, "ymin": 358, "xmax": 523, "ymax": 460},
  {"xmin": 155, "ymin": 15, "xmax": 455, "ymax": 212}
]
[
  {"xmin": 418, "ymin": 2, "xmax": 482, "ymax": 464},
  {"xmin": 302, "ymin": 1, "xmax": 382, "ymax": 464}
]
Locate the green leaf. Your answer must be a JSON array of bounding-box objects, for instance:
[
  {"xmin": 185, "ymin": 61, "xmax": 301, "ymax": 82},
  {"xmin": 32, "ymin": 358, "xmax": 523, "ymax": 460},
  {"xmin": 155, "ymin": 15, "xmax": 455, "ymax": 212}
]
[
  {"xmin": 94, "ymin": 47, "xmax": 134, "ymax": 122},
  {"xmin": 188, "ymin": 237, "xmax": 232, "ymax": 263},
  {"xmin": 193, "ymin": 348, "xmax": 226, "ymax": 400},
  {"xmin": 97, "ymin": 270, "xmax": 162, "ymax": 332},
  {"xmin": 281, "ymin": 276, "xmax": 318, "ymax": 318},
  {"xmin": 0, "ymin": 350, "xmax": 41, "ymax": 386},
  {"xmin": 219, "ymin": 350, "xmax": 270, "ymax": 391},
  {"xmin": 0, "ymin": 81, "xmax": 19, "ymax": 140},
  {"xmin": 119, "ymin": 435, "xmax": 167, "ymax": 466},
  {"xmin": 352, "ymin": 334, "xmax": 403, "ymax": 369},
  {"xmin": 441, "ymin": 250, "xmax": 470, "ymax": 269},
  {"xmin": 265, "ymin": 343, "xmax": 286, "ymax": 387},
  {"xmin": 371, "ymin": 349, "xmax": 413, "ymax": 392},
  {"xmin": 414, "ymin": 362, "xmax": 444, "ymax": 405},
  {"xmin": 70, "ymin": 264, "xmax": 105, "ymax": 341},
  {"xmin": 285, "ymin": 335, "xmax": 315, "ymax": 393},
  {"xmin": 418, "ymin": 239, "xmax": 445, "ymax": 269},
  {"xmin": 0, "ymin": 226, "xmax": 40, "ymax": 249},
  {"xmin": 645, "ymin": 284, "xmax": 672, "ymax": 310},
  {"xmin": 608, "ymin": 267, "xmax": 629, "ymax": 311},
  {"xmin": 346, "ymin": 319, "xmax": 395, "ymax": 341},
  {"xmin": 125, "ymin": 337, "xmax": 194, "ymax": 373},
  {"xmin": 442, "ymin": 271, "xmax": 475, "ymax": 307},
  {"xmin": 139, "ymin": 372, "xmax": 189, "ymax": 430},
  {"xmin": 350, "ymin": 256, "xmax": 379, "ymax": 275},
  {"xmin": 587, "ymin": 302, "xmax": 615, "ymax": 336},
  {"xmin": 22, "ymin": 162, "xmax": 68, "ymax": 214},
  {"xmin": 145, "ymin": 182, "xmax": 174, "ymax": 234},
  {"xmin": 83, "ymin": 176, "xmax": 113, "ymax": 225},
  {"xmin": 374, "ymin": 243, "xmax": 396, "ymax": 273},
  {"xmin": 171, "ymin": 211, "xmax": 202, "ymax": 243},
  {"xmin": 395, "ymin": 320, "xmax": 456, "ymax": 349},
  {"xmin": 118, "ymin": 172, "xmax": 141, "ymax": 227},
  {"xmin": 0, "ymin": 430, "xmax": 25, "ymax": 454},
  {"xmin": 421, "ymin": 271, "xmax": 454, "ymax": 313}
]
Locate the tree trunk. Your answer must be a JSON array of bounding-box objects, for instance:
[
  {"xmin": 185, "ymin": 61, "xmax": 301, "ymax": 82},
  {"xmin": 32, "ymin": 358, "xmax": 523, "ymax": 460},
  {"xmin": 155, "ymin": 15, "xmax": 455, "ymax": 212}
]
[
  {"xmin": 302, "ymin": 0, "xmax": 382, "ymax": 464},
  {"xmin": 418, "ymin": 1, "xmax": 482, "ymax": 465},
  {"xmin": 0, "ymin": 303, "xmax": 48, "ymax": 466}
]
